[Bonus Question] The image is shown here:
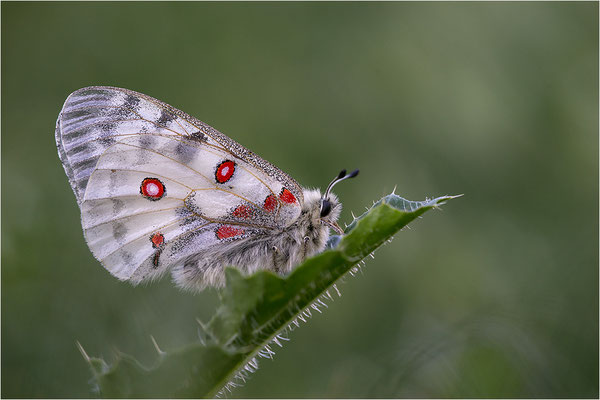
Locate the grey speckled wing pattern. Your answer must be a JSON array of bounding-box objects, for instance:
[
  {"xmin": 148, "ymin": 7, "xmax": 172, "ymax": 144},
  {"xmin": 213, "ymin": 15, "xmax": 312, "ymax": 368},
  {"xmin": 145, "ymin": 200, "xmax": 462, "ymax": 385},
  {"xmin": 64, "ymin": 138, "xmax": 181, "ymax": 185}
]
[
  {"xmin": 56, "ymin": 86, "xmax": 303, "ymax": 205},
  {"xmin": 55, "ymin": 86, "xmax": 306, "ymax": 286}
]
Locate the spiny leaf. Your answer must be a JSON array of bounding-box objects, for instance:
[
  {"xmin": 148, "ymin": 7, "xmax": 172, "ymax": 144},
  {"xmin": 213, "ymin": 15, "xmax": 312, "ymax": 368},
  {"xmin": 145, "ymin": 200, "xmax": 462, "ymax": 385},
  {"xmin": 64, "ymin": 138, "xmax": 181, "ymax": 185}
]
[{"xmin": 81, "ymin": 193, "xmax": 460, "ymax": 398}]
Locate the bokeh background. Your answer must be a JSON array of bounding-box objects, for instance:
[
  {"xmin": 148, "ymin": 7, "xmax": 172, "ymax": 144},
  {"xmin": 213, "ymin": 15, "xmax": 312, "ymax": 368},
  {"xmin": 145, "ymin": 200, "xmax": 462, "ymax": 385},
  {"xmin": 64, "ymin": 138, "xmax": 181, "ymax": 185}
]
[{"xmin": 2, "ymin": 2, "xmax": 598, "ymax": 398}]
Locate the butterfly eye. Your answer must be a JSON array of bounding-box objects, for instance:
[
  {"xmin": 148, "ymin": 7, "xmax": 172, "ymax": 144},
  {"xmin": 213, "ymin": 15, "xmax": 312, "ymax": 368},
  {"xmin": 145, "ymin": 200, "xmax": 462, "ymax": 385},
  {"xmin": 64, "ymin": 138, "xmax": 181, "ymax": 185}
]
[
  {"xmin": 319, "ymin": 168, "xmax": 359, "ymax": 218},
  {"xmin": 320, "ymin": 198, "xmax": 332, "ymax": 217}
]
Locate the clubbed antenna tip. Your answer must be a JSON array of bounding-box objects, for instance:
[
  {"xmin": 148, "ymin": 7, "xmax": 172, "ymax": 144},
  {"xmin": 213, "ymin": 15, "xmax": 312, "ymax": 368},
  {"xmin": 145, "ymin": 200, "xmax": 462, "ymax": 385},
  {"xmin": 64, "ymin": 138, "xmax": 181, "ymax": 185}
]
[
  {"xmin": 348, "ymin": 169, "xmax": 359, "ymax": 178},
  {"xmin": 325, "ymin": 168, "xmax": 360, "ymax": 198}
]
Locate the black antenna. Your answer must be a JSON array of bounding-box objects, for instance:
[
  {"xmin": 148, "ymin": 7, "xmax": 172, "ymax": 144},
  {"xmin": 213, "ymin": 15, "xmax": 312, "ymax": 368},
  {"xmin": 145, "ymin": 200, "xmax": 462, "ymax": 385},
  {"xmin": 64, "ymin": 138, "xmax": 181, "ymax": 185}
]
[{"xmin": 324, "ymin": 168, "xmax": 359, "ymax": 199}]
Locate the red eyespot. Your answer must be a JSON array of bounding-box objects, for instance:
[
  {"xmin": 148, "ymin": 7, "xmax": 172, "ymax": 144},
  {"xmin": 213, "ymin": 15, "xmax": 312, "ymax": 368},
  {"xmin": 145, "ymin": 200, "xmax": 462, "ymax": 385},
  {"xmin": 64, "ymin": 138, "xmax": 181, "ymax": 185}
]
[
  {"xmin": 263, "ymin": 194, "xmax": 277, "ymax": 212},
  {"xmin": 216, "ymin": 225, "xmax": 245, "ymax": 240},
  {"xmin": 233, "ymin": 205, "xmax": 253, "ymax": 219},
  {"xmin": 140, "ymin": 178, "xmax": 165, "ymax": 200},
  {"xmin": 279, "ymin": 188, "xmax": 297, "ymax": 204},
  {"xmin": 215, "ymin": 160, "xmax": 235, "ymax": 183},
  {"xmin": 150, "ymin": 233, "xmax": 164, "ymax": 248}
]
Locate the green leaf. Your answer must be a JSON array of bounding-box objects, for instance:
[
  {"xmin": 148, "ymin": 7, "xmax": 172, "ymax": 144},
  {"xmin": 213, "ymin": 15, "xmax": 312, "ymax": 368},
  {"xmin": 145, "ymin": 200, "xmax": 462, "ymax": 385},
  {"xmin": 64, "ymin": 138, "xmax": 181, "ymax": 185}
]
[{"xmin": 80, "ymin": 193, "xmax": 460, "ymax": 398}]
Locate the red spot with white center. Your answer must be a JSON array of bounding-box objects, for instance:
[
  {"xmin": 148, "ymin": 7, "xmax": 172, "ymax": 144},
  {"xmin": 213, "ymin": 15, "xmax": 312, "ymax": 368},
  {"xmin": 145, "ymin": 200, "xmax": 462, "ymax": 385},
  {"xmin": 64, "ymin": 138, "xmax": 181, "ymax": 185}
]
[
  {"xmin": 263, "ymin": 194, "xmax": 278, "ymax": 212},
  {"xmin": 150, "ymin": 232, "xmax": 164, "ymax": 248},
  {"xmin": 140, "ymin": 178, "xmax": 165, "ymax": 201},
  {"xmin": 216, "ymin": 225, "xmax": 245, "ymax": 240},
  {"xmin": 215, "ymin": 160, "xmax": 235, "ymax": 183},
  {"xmin": 279, "ymin": 188, "xmax": 297, "ymax": 204},
  {"xmin": 233, "ymin": 204, "xmax": 253, "ymax": 219}
]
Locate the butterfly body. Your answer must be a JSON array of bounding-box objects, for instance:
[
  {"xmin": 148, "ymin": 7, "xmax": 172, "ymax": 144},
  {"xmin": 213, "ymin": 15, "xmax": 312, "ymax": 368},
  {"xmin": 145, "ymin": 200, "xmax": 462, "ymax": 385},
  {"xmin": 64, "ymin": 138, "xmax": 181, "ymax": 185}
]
[
  {"xmin": 56, "ymin": 86, "xmax": 353, "ymax": 291},
  {"xmin": 172, "ymin": 189, "xmax": 340, "ymax": 290}
]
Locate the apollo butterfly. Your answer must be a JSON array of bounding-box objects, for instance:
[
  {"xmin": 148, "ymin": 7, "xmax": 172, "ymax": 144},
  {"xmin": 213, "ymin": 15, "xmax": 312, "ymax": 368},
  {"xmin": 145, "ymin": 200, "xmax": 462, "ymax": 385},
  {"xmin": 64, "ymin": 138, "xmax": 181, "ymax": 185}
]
[{"xmin": 55, "ymin": 86, "xmax": 358, "ymax": 291}]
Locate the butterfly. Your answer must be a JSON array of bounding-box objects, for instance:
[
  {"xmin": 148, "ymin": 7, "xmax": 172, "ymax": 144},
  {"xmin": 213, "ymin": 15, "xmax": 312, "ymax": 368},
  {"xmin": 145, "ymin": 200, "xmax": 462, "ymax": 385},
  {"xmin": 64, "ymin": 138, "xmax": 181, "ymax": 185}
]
[{"xmin": 55, "ymin": 86, "xmax": 358, "ymax": 291}]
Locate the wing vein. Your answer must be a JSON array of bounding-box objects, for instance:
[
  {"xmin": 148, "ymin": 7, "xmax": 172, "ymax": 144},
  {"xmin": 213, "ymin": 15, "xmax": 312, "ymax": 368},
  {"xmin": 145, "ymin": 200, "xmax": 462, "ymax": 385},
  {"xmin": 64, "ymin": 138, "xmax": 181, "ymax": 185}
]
[
  {"xmin": 98, "ymin": 215, "xmax": 192, "ymax": 262},
  {"xmin": 116, "ymin": 142, "xmax": 213, "ymax": 185},
  {"xmin": 85, "ymin": 206, "xmax": 183, "ymax": 230},
  {"xmin": 85, "ymin": 194, "xmax": 186, "ymax": 201},
  {"xmin": 93, "ymin": 168, "xmax": 194, "ymax": 191}
]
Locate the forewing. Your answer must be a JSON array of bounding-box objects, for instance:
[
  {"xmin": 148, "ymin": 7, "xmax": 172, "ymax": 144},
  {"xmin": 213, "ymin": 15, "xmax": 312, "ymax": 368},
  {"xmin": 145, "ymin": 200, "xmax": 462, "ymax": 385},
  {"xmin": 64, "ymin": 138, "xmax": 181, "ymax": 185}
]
[
  {"xmin": 55, "ymin": 86, "xmax": 303, "ymax": 205},
  {"xmin": 56, "ymin": 86, "xmax": 304, "ymax": 283}
]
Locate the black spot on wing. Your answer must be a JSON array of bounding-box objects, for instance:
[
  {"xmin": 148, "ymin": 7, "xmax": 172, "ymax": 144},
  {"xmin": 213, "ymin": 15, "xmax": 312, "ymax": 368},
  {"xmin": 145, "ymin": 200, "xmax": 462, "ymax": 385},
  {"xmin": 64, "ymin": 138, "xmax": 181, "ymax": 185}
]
[
  {"xmin": 109, "ymin": 169, "xmax": 119, "ymax": 197},
  {"xmin": 136, "ymin": 135, "xmax": 156, "ymax": 164},
  {"xmin": 190, "ymin": 131, "xmax": 207, "ymax": 142},
  {"xmin": 106, "ymin": 103, "xmax": 135, "ymax": 119},
  {"xmin": 138, "ymin": 135, "xmax": 156, "ymax": 149},
  {"xmin": 124, "ymin": 94, "xmax": 141, "ymax": 111},
  {"xmin": 157, "ymin": 110, "xmax": 176, "ymax": 126},
  {"xmin": 101, "ymin": 121, "xmax": 118, "ymax": 135},
  {"xmin": 120, "ymin": 249, "xmax": 134, "ymax": 265},
  {"xmin": 111, "ymin": 198, "xmax": 125, "ymax": 215},
  {"xmin": 98, "ymin": 136, "xmax": 116, "ymax": 147},
  {"xmin": 174, "ymin": 140, "xmax": 198, "ymax": 164},
  {"xmin": 112, "ymin": 221, "xmax": 128, "ymax": 243}
]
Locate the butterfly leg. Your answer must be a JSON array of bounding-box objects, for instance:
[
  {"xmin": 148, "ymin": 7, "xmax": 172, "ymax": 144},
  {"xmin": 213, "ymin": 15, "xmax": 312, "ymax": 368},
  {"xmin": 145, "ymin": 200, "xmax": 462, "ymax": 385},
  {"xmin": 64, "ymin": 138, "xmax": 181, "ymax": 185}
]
[
  {"xmin": 272, "ymin": 243, "xmax": 298, "ymax": 275},
  {"xmin": 271, "ymin": 246, "xmax": 282, "ymax": 274},
  {"xmin": 302, "ymin": 236, "xmax": 311, "ymax": 260}
]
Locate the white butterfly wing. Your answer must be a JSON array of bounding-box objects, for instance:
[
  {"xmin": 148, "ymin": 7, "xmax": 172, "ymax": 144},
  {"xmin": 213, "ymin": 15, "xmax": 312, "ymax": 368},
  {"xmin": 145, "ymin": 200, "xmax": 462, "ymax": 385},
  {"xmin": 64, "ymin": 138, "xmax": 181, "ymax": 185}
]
[{"xmin": 56, "ymin": 86, "xmax": 304, "ymax": 283}]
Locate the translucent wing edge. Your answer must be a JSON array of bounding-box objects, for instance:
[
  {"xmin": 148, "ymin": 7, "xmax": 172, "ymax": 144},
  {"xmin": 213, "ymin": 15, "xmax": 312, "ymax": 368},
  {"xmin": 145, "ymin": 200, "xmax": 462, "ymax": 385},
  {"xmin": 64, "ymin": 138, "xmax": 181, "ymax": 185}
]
[{"xmin": 55, "ymin": 114, "xmax": 81, "ymax": 202}]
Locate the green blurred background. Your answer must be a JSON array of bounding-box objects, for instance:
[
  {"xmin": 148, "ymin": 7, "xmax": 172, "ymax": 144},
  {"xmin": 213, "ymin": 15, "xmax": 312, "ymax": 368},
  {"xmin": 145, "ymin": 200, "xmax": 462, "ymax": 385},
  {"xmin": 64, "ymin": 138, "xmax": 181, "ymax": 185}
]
[{"xmin": 2, "ymin": 2, "xmax": 598, "ymax": 398}]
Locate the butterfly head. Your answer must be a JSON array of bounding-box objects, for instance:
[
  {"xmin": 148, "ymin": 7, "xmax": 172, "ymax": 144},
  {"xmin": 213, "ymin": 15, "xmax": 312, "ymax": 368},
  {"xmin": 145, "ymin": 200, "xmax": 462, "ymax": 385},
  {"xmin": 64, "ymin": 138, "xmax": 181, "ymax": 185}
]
[{"xmin": 311, "ymin": 168, "xmax": 359, "ymax": 234}]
